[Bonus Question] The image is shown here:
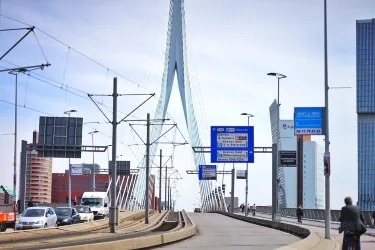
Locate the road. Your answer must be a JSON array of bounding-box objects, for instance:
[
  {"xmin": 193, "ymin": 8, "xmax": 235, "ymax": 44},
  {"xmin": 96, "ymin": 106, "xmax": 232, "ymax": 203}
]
[{"xmin": 156, "ymin": 213, "xmax": 299, "ymax": 250}]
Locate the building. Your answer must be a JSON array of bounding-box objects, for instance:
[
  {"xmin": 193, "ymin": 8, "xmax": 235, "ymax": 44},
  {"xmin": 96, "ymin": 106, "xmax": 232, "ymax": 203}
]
[
  {"xmin": 357, "ymin": 18, "xmax": 375, "ymax": 211},
  {"xmin": 303, "ymin": 141, "xmax": 325, "ymax": 209},
  {"xmin": 52, "ymin": 173, "xmax": 156, "ymax": 209},
  {"xmin": 279, "ymin": 120, "xmax": 298, "ymax": 208},
  {"xmin": 21, "ymin": 131, "xmax": 53, "ymax": 204}
]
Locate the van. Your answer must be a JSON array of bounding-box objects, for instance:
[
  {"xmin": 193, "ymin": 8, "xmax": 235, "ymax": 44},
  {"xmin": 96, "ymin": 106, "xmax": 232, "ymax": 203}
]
[{"xmin": 81, "ymin": 192, "xmax": 109, "ymax": 219}]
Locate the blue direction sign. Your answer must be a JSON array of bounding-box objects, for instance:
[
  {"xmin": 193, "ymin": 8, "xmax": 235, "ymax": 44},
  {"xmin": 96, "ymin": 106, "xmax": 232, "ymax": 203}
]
[
  {"xmin": 198, "ymin": 165, "xmax": 217, "ymax": 180},
  {"xmin": 294, "ymin": 107, "xmax": 324, "ymax": 135},
  {"xmin": 210, "ymin": 126, "xmax": 254, "ymax": 163}
]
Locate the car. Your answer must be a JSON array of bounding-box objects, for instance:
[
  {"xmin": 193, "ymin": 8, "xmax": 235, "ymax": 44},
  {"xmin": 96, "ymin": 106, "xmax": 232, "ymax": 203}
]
[
  {"xmin": 81, "ymin": 192, "xmax": 109, "ymax": 220},
  {"xmin": 16, "ymin": 207, "xmax": 57, "ymax": 230},
  {"xmin": 55, "ymin": 207, "xmax": 81, "ymax": 226},
  {"xmin": 194, "ymin": 208, "xmax": 201, "ymax": 213},
  {"xmin": 74, "ymin": 205, "xmax": 94, "ymax": 222}
]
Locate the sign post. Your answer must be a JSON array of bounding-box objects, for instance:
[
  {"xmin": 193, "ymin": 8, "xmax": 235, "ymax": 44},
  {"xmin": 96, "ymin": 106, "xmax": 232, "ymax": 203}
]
[
  {"xmin": 211, "ymin": 126, "xmax": 254, "ymax": 163},
  {"xmin": 279, "ymin": 151, "xmax": 297, "ymax": 167},
  {"xmin": 236, "ymin": 170, "xmax": 247, "ymax": 179},
  {"xmin": 294, "ymin": 107, "xmax": 325, "ymax": 136},
  {"xmin": 198, "ymin": 165, "xmax": 217, "ymax": 180}
]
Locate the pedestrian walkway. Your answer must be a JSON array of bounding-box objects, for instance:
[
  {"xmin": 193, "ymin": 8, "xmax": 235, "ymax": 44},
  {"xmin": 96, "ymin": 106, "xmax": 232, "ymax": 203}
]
[{"xmin": 237, "ymin": 212, "xmax": 375, "ymax": 250}]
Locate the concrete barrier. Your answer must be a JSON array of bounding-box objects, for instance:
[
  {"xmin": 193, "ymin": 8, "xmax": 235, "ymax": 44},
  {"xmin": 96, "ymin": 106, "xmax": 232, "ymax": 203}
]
[
  {"xmin": 212, "ymin": 211, "xmax": 340, "ymax": 250},
  {"xmin": 50, "ymin": 210, "xmax": 197, "ymax": 250}
]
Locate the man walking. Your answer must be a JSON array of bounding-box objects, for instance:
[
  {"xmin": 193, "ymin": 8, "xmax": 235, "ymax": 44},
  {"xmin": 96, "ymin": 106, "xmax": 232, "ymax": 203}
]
[{"xmin": 339, "ymin": 196, "xmax": 366, "ymax": 250}]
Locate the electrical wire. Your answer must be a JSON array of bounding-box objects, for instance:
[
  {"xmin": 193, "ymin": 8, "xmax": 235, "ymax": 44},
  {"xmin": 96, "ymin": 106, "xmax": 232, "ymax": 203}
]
[{"xmin": 32, "ymin": 30, "xmax": 48, "ymax": 63}]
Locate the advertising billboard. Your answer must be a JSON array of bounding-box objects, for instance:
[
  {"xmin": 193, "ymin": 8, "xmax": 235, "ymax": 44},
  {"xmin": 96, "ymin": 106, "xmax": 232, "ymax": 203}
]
[{"xmin": 294, "ymin": 107, "xmax": 324, "ymax": 135}]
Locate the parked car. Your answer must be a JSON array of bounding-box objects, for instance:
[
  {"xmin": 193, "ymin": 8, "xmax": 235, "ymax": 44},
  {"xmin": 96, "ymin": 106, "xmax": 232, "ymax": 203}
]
[
  {"xmin": 55, "ymin": 207, "xmax": 80, "ymax": 226},
  {"xmin": 194, "ymin": 208, "xmax": 201, "ymax": 213},
  {"xmin": 74, "ymin": 205, "xmax": 94, "ymax": 222},
  {"xmin": 16, "ymin": 207, "xmax": 57, "ymax": 230}
]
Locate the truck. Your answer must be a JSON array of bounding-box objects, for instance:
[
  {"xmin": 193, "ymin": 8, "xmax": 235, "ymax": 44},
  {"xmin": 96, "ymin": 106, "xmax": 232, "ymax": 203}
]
[
  {"xmin": 81, "ymin": 192, "xmax": 109, "ymax": 220},
  {"xmin": 0, "ymin": 204, "xmax": 16, "ymax": 232}
]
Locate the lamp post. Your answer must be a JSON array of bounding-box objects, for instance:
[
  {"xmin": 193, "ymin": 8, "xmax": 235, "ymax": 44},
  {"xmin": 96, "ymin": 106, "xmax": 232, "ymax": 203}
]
[
  {"xmin": 64, "ymin": 109, "xmax": 77, "ymax": 207},
  {"xmin": 89, "ymin": 130, "xmax": 99, "ymax": 191},
  {"xmin": 267, "ymin": 72, "xmax": 286, "ymax": 219},
  {"xmin": 240, "ymin": 113, "xmax": 254, "ymax": 216}
]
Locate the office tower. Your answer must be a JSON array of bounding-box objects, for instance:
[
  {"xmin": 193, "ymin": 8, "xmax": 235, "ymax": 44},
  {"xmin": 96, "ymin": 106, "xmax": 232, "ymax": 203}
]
[{"xmin": 357, "ymin": 18, "xmax": 375, "ymax": 210}]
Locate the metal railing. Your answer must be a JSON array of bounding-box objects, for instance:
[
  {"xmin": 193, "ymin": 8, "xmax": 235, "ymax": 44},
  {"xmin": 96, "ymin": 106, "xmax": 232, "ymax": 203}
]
[{"xmin": 253, "ymin": 206, "xmax": 375, "ymax": 227}]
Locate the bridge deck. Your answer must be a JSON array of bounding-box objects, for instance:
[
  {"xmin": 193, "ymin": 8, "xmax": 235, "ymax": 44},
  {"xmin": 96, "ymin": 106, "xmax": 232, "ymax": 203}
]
[
  {"xmin": 158, "ymin": 213, "xmax": 299, "ymax": 250},
  {"xmin": 242, "ymin": 212, "xmax": 375, "ymax": 250}
]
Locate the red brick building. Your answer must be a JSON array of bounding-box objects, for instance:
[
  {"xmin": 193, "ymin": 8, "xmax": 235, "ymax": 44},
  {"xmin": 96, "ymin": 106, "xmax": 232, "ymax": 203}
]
[{"xmin": 52, "ymin": 173, "xmax": 156, "ymax": 208}]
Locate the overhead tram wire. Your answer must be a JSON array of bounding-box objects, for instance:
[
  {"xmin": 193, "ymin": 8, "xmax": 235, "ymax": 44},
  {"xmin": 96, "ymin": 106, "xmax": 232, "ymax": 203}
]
[
  {"xmin": 0, "ymin": 98, "xmax": 142, "ymax": 162},
  {"xmin": 0, "ymin": 13, "xmax": 181, "ymax": 126}
]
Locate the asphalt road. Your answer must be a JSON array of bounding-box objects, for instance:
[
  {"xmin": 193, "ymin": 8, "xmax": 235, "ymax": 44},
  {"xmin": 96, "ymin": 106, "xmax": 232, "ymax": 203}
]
[{"xmin": 156, "ymin": 213, "xmax": 300, "ymax": 250}]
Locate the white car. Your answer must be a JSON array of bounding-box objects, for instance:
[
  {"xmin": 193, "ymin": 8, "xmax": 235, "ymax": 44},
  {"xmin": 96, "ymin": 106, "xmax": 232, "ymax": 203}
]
[
  {"xmin": 16, "ymin": 207, "xmax": 57, "ymax": 230},
  {"xmin": 74, "ymin": 205, "xmax": 94, "ymax": 222}
]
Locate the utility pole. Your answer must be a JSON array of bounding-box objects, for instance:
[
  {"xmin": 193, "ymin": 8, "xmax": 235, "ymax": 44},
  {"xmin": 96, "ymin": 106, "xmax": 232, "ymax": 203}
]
[
  {"xmin": 230, "ymin": 164, "xmax": 235, "ymax": 214},
  {"xmin": 159, "ymin": 149, "xmax": 162, "ymax": 213},
  {"xmin": 168, "ymin": 177, "xmax": 171, "ymax": 210},
  {"xmin": 323, "ymin": 0, "xmax": 331, "ymax": 239},
  {"xmin": 165, "ymin": 165, "xmax": 167, "ymax": 210},
  {"xmin": 12, "ymin": 73, "xmax": 17, "ymax": 220},
  {"xmin": 145, "ymin": 113, "xmax": 150, "ymax": 224},
  {"xmin": 109, "ymin": 77, "xmax": 118, "ymax": 233}
]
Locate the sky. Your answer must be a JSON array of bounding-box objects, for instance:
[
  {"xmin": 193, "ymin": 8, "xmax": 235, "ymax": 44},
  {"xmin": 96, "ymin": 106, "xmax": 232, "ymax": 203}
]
[{"xmin": 0, "ymin": 0, "xmax": 374, "ymax": 211}]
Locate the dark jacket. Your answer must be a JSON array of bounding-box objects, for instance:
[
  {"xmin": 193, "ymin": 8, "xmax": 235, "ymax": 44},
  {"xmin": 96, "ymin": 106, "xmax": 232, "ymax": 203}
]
[
  {"xmin": 27, "ymin": 200, "xmax": 33, "ymax": 207},
  {"xmin": 339, "ymin": 205, "xmax": 366, "ymax": 236},
  {"xmin": 296, "ymin": 208, "xmax": 303, "ymax": 217}
]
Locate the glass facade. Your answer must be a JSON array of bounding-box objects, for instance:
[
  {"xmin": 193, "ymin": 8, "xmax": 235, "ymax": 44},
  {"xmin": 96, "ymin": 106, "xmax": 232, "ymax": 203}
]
[{"xmin": 357, "ymin": 19, "xmax": 375, "ymax": 211}]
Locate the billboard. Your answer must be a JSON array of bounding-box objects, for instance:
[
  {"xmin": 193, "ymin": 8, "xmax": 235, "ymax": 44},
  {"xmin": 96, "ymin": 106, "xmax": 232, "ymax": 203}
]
[
  {"xmin": 236, "ymin": 170, "xmax": 246, "ymax": 179},
  {"xmin": 280, "ymin": 151, "xmax": 296, "ymax": 167},
  {"xmin": 71, "ymin": 165, "xmax": 83, "ymax": 176},
  {"xmin": 109, "ymin": 161, "xmax": 131, "ymax": 176},
  {"xmin": 198, "ymin": 165, "xmax": 217, "ymax": 180},
  {"xmin": 210, "ymin": 126, "xmax": 254, "ymax": 163},
  {"xmin": 37, "ymin": 116, "xmax": 83, "ymax": 158},
  {"xmin": 294, "ymin": 107, "xmax": 324, "ymax": 135}
]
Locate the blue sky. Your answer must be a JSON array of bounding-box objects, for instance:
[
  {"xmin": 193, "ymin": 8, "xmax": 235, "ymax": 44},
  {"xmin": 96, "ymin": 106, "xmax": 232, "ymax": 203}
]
[{"xmin": 1, "ymin": 0, "xmax": 374, "ymax": 211}]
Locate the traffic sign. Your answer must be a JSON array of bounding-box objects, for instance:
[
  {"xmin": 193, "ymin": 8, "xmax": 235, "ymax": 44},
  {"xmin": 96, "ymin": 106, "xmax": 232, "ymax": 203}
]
[
  {"xmin": 210, "ymin": 126, "xmax": 254, "ymax": 163},
  {"xmin": 280, "ymin": 150, "xmax": 296, "ymax": 167},
  {"xmin": 236, "ymin": 170, "xmax": 246, "ymax": 179},
  {"xmin": 198, "ymin": 165, "xmax": 217, "ymax": 180},
  {"xmin": 294, "ymin": 107, "xmax": 325, "ymax": 135}
]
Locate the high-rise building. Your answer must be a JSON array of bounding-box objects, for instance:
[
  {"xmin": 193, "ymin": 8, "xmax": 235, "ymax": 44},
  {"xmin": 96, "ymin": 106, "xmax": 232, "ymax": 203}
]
[
  {"xmin": 357, "ymin": 18, "xmax": 375, "ymax": 211},
  {"xmin": 303, "ymin": 141, "xmax": 325, "ymax": 209},
  {"xmin": 25, "ymin": 131, "xmax": 53, "ymax": 203}
]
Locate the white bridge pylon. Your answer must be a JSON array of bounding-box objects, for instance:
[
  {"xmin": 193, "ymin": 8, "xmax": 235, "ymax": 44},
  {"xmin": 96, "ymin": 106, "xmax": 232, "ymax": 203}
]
[{"xmin": 130, "ymin": 0, "xmax": 212, "ymax": 210}]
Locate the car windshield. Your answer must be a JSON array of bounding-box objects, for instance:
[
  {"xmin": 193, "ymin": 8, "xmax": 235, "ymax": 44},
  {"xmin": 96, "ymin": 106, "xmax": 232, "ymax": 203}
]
[
  {"xmin": 81, "ymin": 198, "xmax": 103, "ymax": 207},
  {"xmin": 22, "ymin": 208, "xmax": 45, "ymax": 217},
  {"xmin": 74, "ymin": 206, "xmax": 90, "ymax": 213},
  {"xmin": 54, "ymin": 208, "xmax": 71, "ymax": 216}
]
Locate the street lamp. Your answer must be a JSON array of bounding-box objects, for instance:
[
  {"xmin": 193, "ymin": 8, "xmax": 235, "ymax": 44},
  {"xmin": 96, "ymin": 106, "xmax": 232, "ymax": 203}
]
[
  {"xmin": 89, "ymin": 130, "xmax": 99, "ymax": 191},
  {"xmin": 267, "ymin": 72, "xmax": 287, "ymax": 221},
  {"xmin": 240, "ymin": 113, "xmax": 254, "ymax": 216},
  {"xmin": 64, "ymin": 110, "xmax": 77, "ymax": 207}
]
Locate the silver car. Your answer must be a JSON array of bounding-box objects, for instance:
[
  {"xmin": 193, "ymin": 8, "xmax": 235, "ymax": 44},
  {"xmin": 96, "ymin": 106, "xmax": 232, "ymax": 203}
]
[{"xmin": 16, "ymin": 207, "xmax": 57, "ymax": 230}]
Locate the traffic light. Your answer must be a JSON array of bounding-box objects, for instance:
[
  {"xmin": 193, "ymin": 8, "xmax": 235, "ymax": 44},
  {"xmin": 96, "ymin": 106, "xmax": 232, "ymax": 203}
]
[
  {"xmin": 222, "ymin": 184, "xmax": 226, "ymax": 194},
  {"xmin": 4, "ymin": 193, "xmax": 9, "ymax": 204},
  {"xmin": 105, "ymin": 182, "xmax": 109, "ymax": 189}
]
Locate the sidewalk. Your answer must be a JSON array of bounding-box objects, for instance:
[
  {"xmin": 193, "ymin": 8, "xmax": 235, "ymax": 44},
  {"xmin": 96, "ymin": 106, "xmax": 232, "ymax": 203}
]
[{"xmin": 236, "ymin": 212, "xmax": 375, "ymax": 250}]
